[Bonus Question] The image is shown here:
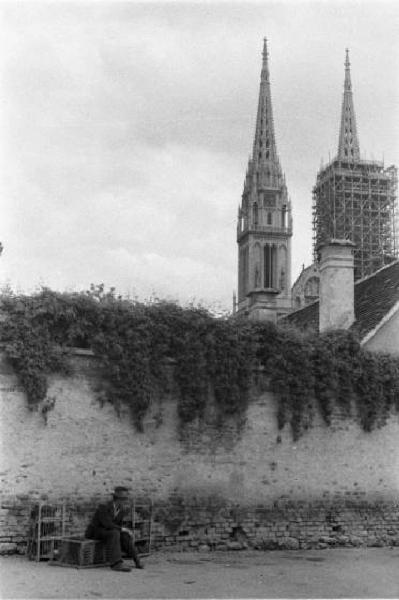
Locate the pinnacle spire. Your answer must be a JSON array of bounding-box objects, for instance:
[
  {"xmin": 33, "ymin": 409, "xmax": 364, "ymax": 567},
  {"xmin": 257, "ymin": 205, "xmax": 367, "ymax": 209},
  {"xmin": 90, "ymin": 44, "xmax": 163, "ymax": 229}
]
[
  {"xmin": 261, "ymin": 37, "xmax": 269, "ymax": 82},
  {"xmin": 252, "ymin": 38, "xmax": 281, "ymax": 185},
  {"xmin": 344, "ymin": 48, "xmax": 351, "ymax": 86},
  {"xmin": 337, "ymin": 48, "xmax": 360, "ymax": 161}
]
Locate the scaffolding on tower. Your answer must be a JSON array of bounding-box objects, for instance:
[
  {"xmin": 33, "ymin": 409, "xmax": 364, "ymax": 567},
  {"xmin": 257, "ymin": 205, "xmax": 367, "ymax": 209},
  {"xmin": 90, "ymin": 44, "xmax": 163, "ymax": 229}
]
[{"xmin": 312, "ymin": 158, "xmax": 398, "ymax": 280}]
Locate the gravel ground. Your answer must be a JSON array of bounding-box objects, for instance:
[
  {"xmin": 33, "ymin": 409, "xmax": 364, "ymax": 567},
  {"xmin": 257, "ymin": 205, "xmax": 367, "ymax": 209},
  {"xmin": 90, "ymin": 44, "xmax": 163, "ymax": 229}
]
[{"xmin": 0, "ymin": 547, "xmax": 398, "ymax": 599}]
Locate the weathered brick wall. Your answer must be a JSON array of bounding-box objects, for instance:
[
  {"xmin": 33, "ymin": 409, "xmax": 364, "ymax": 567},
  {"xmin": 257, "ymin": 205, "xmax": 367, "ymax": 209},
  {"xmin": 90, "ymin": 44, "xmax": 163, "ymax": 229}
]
[{"xmin": 1, "ymin": 352, "xmax": 399, "ymax": 554}]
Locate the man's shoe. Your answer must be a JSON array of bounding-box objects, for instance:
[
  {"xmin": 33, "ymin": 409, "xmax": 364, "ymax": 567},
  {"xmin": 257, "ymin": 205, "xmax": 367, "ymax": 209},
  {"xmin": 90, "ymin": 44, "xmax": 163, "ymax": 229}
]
[
  {"xmin": 111, "ymin": 561, "xmax": 132, "ymax": 572},
  {"xmin": 135, "ymin": 562, "xmax": 144, "ymax": 569}
]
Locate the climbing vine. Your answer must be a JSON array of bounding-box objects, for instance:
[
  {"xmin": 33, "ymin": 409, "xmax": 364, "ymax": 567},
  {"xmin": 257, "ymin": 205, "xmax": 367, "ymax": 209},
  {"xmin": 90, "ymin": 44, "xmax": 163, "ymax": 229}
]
[
  {"xmin": 256, "ymin": 326, "xmax": 399, "ymax": 440},
  {"xmin": 0, "ymin": 286, "xmax": 398, "ymax": 438},
  {"xmin": 0, "ymin": 290, "xmax": 73, "ymax": 407}
]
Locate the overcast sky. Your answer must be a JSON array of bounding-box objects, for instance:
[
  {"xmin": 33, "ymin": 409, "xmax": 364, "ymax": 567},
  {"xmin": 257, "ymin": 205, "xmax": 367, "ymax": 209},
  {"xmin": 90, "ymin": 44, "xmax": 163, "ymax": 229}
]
[{"xmin": 1, "ymin": 1, "xmax": 398, "ymax": 311}]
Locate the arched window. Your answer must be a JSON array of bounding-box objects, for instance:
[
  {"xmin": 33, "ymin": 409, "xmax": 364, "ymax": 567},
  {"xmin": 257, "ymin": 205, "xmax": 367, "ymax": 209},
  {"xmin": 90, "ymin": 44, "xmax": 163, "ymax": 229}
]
[
  {"xmin": 264, "ymin": 244, "xmax": 277, "ymax": 288},
  {"xmin": 253, "ymin": 244, "xmax": 262, "ymax": 288},
  {"xmin": 240, "ymin": 247, "xmax": 250, "ymax": 300},
  {"xmin": 239, "ymin": 249, "xmax": 244, "ymax": 301},
  {"xmin": 267, "ymin": 212, "xmax": 272, "ymax": 225},
  {"xmin": 279, "ymin": 245, "xmax": 287, "ymax": 291},
  {"xmin": 281, "ymin": 205, "xmax": 286, "ymax": 228},
  {"xmin": 304, "ymin": 276, "xmax": 319, "ymax": 299},
  {"xmin": 253, "ymin": 203, "xmax": 259, "ymax": 226}
]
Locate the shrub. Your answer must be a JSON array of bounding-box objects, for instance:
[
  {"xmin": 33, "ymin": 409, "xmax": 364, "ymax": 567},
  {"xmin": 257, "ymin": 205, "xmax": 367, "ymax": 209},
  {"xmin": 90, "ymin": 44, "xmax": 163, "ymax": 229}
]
[{"xmin": 1, "ymin": 286, "xmax": 398, "ymax": 438}]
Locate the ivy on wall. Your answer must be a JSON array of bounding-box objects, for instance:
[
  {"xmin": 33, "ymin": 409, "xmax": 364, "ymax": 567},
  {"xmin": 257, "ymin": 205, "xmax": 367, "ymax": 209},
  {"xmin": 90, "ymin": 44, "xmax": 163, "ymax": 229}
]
[{"xmin": 1, "ymin": 286, "xmax": 398, "ymax": 439}]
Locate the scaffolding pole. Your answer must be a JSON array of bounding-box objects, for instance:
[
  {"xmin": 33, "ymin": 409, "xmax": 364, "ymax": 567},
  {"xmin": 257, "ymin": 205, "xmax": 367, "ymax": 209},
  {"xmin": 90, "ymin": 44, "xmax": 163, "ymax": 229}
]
[{"xmin": 312, "ymin": 159, "xmax": 398, "ymax": 279}]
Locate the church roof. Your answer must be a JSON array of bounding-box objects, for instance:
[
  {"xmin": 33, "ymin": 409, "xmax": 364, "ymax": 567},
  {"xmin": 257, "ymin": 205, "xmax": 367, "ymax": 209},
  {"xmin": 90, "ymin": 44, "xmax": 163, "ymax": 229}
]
[{"xmin": 284, "ymin": 260, "xmax": 399, "ymax": 342}]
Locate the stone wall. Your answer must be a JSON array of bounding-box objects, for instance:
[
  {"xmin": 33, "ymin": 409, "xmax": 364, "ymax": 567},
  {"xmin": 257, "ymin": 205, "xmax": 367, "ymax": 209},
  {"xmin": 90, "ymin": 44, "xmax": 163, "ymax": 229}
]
[{"xmin": 1, "ymin": 352, "xmax": 399, "ymax": 554}]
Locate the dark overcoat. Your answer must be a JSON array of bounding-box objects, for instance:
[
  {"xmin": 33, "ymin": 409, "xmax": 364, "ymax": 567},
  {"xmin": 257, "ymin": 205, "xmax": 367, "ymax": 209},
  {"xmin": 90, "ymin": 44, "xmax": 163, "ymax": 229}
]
[{"xmin": 85, "ymin": 501, "xmax": 128, "ymax": 538}]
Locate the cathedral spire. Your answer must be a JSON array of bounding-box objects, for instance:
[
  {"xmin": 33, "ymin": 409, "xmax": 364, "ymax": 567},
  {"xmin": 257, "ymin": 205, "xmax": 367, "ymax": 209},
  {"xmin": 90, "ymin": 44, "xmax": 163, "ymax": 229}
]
[
  {"xmin": 337, "ymin": 49, "xmax": 360, "ymax": 161},
  {"xmin": 261, "ymin": 37, "xmax": 270, "ymax": 82},
  {"xmin": 252, "ymin": 38, "xmax": 280, "ymax": 181},
  {"xmin": 236, "ymin": 39, "xmax": 292, "ymax": 320}
]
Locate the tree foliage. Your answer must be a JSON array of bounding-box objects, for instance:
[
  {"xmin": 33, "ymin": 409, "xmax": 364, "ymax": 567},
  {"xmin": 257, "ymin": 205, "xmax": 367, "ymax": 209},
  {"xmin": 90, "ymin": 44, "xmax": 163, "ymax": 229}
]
[{"xmin": 1, "ymin": 286, "xmax": 398, "ymax": 438}]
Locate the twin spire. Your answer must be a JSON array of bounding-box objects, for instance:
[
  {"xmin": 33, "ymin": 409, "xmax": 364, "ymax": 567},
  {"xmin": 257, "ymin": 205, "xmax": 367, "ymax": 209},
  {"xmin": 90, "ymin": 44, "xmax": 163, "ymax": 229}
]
[
  {"xmin": 337, "ymin": 48, "xmax": 360, "ymax": 161},
  {"xmin": 261, "ymin": 36, "xmax": 270, "ymax": 83},
  {"xmin": 251, "ymin": 41, "xmax": 361, "ymax": 170},
  {"xmin": 251, "ymin": 38, "xmax": 281, "ymax": 184}
]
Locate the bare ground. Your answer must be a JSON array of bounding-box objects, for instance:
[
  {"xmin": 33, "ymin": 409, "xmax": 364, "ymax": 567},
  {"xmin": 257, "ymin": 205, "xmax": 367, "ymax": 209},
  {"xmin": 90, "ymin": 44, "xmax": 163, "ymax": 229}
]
[{"xmin": 1, "ymin": 547, "xmax": 398, "ymax": 599}]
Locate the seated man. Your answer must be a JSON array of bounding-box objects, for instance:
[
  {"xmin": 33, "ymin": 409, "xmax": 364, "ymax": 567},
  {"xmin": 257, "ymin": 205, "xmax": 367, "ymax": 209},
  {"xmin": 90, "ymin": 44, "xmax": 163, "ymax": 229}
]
[{"xmin": 85, "ymin": 486, "xmax": 143, "ymax": 572}]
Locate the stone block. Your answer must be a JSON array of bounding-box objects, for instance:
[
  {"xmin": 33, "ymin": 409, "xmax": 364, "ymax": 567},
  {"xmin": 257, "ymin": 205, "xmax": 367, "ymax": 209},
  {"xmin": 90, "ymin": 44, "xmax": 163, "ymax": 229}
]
[
  {"xmin": 335, "ymin": 535, "xmax": 350, "ymax": 545},
  {"xmin": 0, "ymin": 542, "xmax": 17, "ymax": 554},
  {"xmin": 226, "ymin": 541, "xmax": 243, "ymax": 551},
  {"xmin": 255, "ymin": 538, "xmax": 279, "ymax": 551},
  {"xmin": 350, "ymin": 536, "xmax": 364, "ymax": 547},
  {"xmin": 319, "ymin": 536, "xmax": 336, "ymax": 545},
  {"xmin": 215, "ymin": 543, "xmax": 228, "ymax": 551},
  {"xmin": 280, "ymin": 537, "xmax": 299, "ymax": 550},
  {"xmin": 367, "ymin": 537, "xmax": 384, "ymax": 547}
]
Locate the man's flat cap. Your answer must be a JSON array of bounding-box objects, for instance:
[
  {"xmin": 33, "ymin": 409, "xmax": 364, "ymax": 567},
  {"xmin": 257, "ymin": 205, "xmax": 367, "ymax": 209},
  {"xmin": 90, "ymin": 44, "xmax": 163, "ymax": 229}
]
[{"xmin": 113, "ymin": 486, "xmax": 130, "ymax": 500}]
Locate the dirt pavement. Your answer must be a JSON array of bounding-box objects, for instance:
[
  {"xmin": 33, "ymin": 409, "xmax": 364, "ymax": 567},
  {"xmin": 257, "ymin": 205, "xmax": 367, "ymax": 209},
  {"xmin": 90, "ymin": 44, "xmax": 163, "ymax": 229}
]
[{"xmin": 0, "ymin": 547, "xmax": 398, "ymax": 599}]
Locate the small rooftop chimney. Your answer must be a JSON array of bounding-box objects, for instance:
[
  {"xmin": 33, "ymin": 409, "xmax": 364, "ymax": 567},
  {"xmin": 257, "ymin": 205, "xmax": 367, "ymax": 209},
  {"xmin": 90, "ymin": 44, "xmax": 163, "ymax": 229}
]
[{"xmin": 318, "ymin": 239, "xmax": 355, "ymax": 332}]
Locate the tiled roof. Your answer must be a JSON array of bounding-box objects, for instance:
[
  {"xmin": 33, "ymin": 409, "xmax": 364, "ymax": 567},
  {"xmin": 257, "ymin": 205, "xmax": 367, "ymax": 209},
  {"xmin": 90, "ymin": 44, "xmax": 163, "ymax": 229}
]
[
  {"xmin": 284, "ymin": 299, "xmax": 319, "ymax": 332},
  {"xmin": 284, "ymin": 260, "xmax": 399, "ymax": 341},
  {"xmin": 352, "ymin": 260, "xmax": 399, "ymax": 340}
]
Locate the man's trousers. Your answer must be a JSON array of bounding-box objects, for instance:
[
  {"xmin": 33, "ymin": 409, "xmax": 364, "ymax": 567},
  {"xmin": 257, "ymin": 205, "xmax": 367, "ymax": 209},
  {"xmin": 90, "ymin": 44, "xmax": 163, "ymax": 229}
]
[{"xmin": 87, "ymin": 528, "xmax": 142, "ymax": 567}]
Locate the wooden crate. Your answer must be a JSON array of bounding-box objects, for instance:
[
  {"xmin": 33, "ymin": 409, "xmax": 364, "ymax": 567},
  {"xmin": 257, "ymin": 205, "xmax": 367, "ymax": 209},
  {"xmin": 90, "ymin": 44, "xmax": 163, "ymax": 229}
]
[{"xmin": 52, "ymin": 538, "xmax": 109, "ymax": 568}]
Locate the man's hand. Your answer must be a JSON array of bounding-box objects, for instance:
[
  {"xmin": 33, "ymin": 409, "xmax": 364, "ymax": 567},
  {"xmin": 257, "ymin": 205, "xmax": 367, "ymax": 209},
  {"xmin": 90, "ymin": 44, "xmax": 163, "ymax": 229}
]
[{"xmin": 121, "ymin": 527, "xmax": 133, "ymax": 536}]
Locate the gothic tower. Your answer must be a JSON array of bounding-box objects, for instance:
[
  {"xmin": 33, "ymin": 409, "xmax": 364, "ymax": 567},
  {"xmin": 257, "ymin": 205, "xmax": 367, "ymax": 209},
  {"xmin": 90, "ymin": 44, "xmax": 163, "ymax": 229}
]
[
  {"xmin": 236, "ymin": 39, "xmax": 293, "ymax": 321},
  {"xmin": 312, "ymin": 50, "xmax": 398, "ymax": 280}
]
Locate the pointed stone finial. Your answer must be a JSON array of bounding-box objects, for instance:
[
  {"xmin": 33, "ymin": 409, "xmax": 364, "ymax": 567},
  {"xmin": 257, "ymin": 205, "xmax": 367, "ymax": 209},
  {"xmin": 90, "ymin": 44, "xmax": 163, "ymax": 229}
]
[
  {"xmin": 338, "ymin": 48, "xmax": 360, "ymax": 160},
  {"xmin": 344, "ymin": 48, "xmax": 352, "ymax": 91},
  {"xmin": 261, "ymin": 37, "xmax": 269, "ymax": 81},
  {"xmin": 262, "ymin": 38, "xmax": 268, "ymax": 61},
  {"xmin": 345, "ymin": 48, "xmax": 350, "ymax": 68},
  {"xmin": 252, "ymin": 37, "xmax": 279, "ymax": 173}
]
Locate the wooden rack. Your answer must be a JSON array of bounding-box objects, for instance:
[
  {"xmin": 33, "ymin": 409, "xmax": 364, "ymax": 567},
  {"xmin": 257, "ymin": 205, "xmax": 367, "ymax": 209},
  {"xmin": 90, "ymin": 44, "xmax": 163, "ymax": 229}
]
[
  {"xmin": 122, "ymin": 500, "xmax": 152, "ymax": 556},
  {"xmin": 26, "ymin": 502, "xmax": 67, "ymax": 561}
]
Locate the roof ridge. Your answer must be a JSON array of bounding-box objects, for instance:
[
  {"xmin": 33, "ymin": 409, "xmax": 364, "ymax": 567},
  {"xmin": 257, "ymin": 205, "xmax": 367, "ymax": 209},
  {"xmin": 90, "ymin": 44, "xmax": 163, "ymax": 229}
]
[
  {"xmin": 291, "ymin": 263, "xmax": 318, "ymax": 289},
  {"xmin": 355, "ymin": 259, "xmax": 399, "ymax": 286},
  {"xmin": 283, "ymin": 297, "xmax": 319, "ymax": 319},
  {"xmin": 360, "ymin": 300, "xmax": 399, "ymax": 346}
]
